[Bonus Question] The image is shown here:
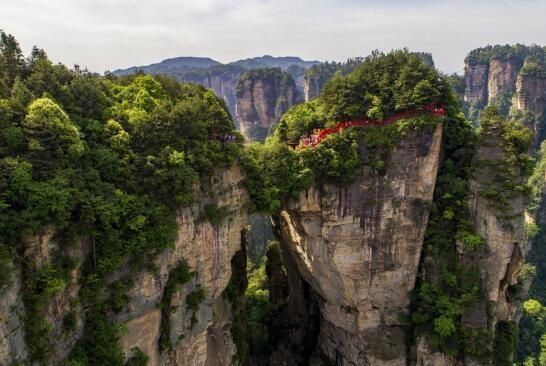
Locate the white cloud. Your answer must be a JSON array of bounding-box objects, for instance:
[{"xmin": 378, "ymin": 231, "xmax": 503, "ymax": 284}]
[{"xmin": 0, "ymin": 0, "xmax": 545, "ymax": 73}]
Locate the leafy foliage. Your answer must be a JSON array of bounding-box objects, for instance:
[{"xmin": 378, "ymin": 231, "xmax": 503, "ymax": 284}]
[
  {"xmin": 242, "ymin": 50, "xmax": 449, "ymax": 214},
  {"xmin": 201, "ymin": 203, "xmax": 231, "ymax": 226},
  {"xmin": 320, "ymin": 50, "xmax": 443, "ymax": 120},
  {"xmin": 0, "ymin": 31, "xmax": 241, "ymax": 364},
  {"xmin": 242, "ymin": 243, "xmax": 291, "ymax": 361},
  {"xmin": 66, "ymin": 311, "xmax": 125, "ymax": 366},
  {"xmin": 518, "ymin": 140, "xmax": 546, "ymax": 365},
  {"xmin": 410, "ymin": 94, "xmax": 486, "ymax": 356},
  {"xmin": 493, "ymin": 321, "xmax": 519, "ymax": 366},
  {"xmin": 186, "ymin": 285, "xmax": 206, "ymax": 326},
  {"xmin": 464, "ymin": 44, "xmax": 542, "ymax": 67},
  {"xmin": 413, "ymin": 105, "xmax": 532, "ymax": 361},
  {"xmin": 0, "ymin": 245, "xmax": 13, "ymax": 290},
  {"xmin": 475, "ymin": 106, "xmax": 534, "ymax": 212}
]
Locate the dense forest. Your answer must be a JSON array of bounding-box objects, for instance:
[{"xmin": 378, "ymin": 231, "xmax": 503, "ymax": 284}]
[
  {"xmin": 465, "ymin": 44, "xmax": 546, "ymax": 77},
  {"xmin": 0, "ymin": 30, "xmax": 244, "ymax": 365}
]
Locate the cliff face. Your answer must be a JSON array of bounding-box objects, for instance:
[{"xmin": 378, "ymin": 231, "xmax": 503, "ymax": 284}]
[
  {"xmin": 14, "ymin": 228, "xmax": 88, "ymax": 364},
  {"xmin": 416, "ymin": 123, "xmax": 528, "ymax": 366},
  {"xmin": 275, "ymin": 120, "xmax": 529, "ymax": 365},
  {"xmin": 236, "ymin": 69, "xmax": 297, "ymax": 142},
  {"xmin": 464, "ymin": 63, "xmax": 489, "ymax": 109},
  {"xmin": 119, "ymin": 166, "xmax": 248, "ymax": 366},
  {"xmin": 277, "ymin": 124, "xmax": 443, "ymax": 365},
  {"xmin": 464, "ymin": 56, "xmax": 524, "ymax": 111},
  {"xmin": 513, "ymin": 74, "xmax": 546, "ymax": 140},
  {"xmin": 463, "ymin": 51, "xmax": 546, "ymax": 138},
  {"xmin": 0, "ymin": 267, "xmax": 27, "ymax": 364},
  {"xmin": 303, "ymin": 76, "xmax": 321, "ymax": 102},
  {"xmin": 487, "ymin": 58, "xmax": 519, "ymax": 102},
  {"xmin": 0, "ymin": 165, "xmax": 249, "ymax": 366},
  {"xmin": 200, "ymin": 69, "xmax": 244, "ymax": 129}
]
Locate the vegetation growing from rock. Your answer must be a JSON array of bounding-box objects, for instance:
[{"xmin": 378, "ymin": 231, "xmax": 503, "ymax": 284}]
[
  {"xmin": 242, "ymin": 50, "xmax": 450, "ymax": 214},
  {"xmin": 474, "ymin": 106, "xmax": 533, "ymax": 212},
  {"xmin": 235, "ymin": 68, "xmax": 295, "ymax": 99},
  {"xmin": 463, "ymin": 43, "xmax": 546, "ymax": 366},
  {"xmin": 517, "ymin": 141, "xmax": 546, "ymax": 365},
  {"xmin": 241, "ymin": 241, "xmax": 291, "ymax": 361},
  {"xmin": 124, "ymin": 348, "xmax": 149, "ymax": 366},
  {"xmin": 465, "ymin": 44, "xmax": 544, "ymax": 67},
  {"xmin": 0, "ymin": 31, "xmax": 242, "ymax": 365},
  {"xmin": 158, "ymin": 260, "xmax": 195, "ymax": 352},
  {"xmin": 412, "ymin": 105, "xmax": 532, "ymax": 361},
  {"xmin": 410, "ymin": 104, "xmax": 483, "ymax": 356},
  {"xmin": 0, "ymin": 29, "xmax": 539, "ymax": 366},
  {"xmin": 303, "ymin": 57, "xmax": 364, "ymax": 98},
  {"xmin": 0, "ymin": 245, "xmax": 13, "ymax": 290},
  {"xmin": 494, "ymin": 321, "xmax": 519, "ymax": 366}
]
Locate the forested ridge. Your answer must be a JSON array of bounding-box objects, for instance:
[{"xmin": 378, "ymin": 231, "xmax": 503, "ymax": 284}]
[{"xmin": 0, "ymin": 30, "xmax": 243, "ymax": 365}]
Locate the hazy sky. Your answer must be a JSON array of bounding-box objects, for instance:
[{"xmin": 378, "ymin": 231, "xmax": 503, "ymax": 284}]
[{"xmin": 1, "ymin": 0, "xmax": 545, "ymax": 74}]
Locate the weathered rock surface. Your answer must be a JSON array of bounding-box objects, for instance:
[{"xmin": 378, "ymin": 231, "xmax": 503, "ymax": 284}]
[
  {"xmin": 118, "ymin": 165, "xmax": 249, "ymax": 366},
  {"xmin": 121, "ymin": 309, "xmax": 162, "ymax": 366},
  {"xmin": 416, "ymin": 121, "xmax": 528, "ymax": 366},
  {"xmin": 19, "ymin": 228, "xmax": 87, "ymax": 364},
  {"xmin": 277, "ymin": 124, "xmax": 444, "ymax": 365},
  {"xmin": 464, "ymin": 64, "xmax": 489, "ymax": 109},
  {"xmin": 0, "ymin": 165, "xmax": 249, "ymax": 366},
  {"xmin": 0, "ymin": 267, "xmax": 28, "ymax": 365},
  {"xmin": 304, "ymin": 76, "xmax": 321, "ymax": 102},
  {"xmin": 236, "ymin": 69, "xmax": 297, "ymax": 142},
  {"xmin": 415, "ymin": 338, "xmax": 460, "ymax": 366},
  {"xmin": 513, "ymin": 73, "xmax": 546, "ymax": 140},
  {"xmin": 200, "ymin": 68, "xmax": 244, "ymax": 128},
  {"xmin": 487, "ymin": 58, "xmax": 519, "ymax": 103},
  {"xmin": 464, "ymin": 54, "xmax": 546, "ymax": 140}
]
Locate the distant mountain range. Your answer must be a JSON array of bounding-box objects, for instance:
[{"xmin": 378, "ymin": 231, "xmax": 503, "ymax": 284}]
[
  {"xmin": 113, "ymin": 57, "xmax": 221, "ymax": 76},
  {"xmin": 112, "ymin": 55, "xmax": 321, "ymax": 76}
]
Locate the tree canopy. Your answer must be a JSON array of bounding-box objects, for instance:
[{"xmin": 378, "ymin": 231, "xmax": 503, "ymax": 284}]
[{"xmin": 0, "ymin": 30, "xmax": 243, "ymax": 365}]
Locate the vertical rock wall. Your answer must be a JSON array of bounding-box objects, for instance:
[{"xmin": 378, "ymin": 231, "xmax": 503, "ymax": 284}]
[
  {"xmin": 118, "ymin": 165, "xmax": 249, "ymax": 366},
  {"xmin": 0, "ymin": 267, "xmax": 28, "ymax": 365},
  {"xmin": 277, "ymin": 124, "xmax": 443, "ymax": 365},
  {"xmin": 304, "ymin": 76, "xmax": 321, "ymax": 102},
  {"xmin": 416, "ymin": 119, "xmax": 528, "ymax": 366},
  {"xmin": 0, "ymin": 165, "xmax": 249, "ymax": 366},
  {"xmin": 236, "ymin": 69, "xmax": 297, "ymax": 142},
  {"xmin": 464, "ymin": 64, "xmax": 489, "ymax": 109},
  {"xmin": 487, "ymin": 58, "xmax": 519, "ymax": 103},
  {"xmin": 201, "ymin": 69, "xmax": 244, "ymax": 129},
  {"xmin": 464, "ymin": 54, "xmax": 546, "ymax": 140}
]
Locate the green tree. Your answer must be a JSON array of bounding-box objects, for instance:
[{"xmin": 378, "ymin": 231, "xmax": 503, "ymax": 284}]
[
  {"xmin": 23, "ymin": 97, "xmax": 84, "ymax": 164},
  {"xmin": 0, "ymin": 30, "xmax": 25, "ymax": 95}
]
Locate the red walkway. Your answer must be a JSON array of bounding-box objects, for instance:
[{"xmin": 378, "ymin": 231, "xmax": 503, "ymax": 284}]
[{"xmin": 298, "ymin": 102, "xmax": 446, "ymax": 148}]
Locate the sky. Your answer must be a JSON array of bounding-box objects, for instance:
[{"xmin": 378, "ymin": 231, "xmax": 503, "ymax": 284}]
[{"xmin": 1, "ymin": 0, "xmax": 545, "ymax": 74}]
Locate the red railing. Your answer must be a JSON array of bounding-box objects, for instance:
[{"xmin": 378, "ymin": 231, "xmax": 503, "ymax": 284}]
[{"xmin": 298, "ymin": 102, "xmax": 446, "ymax": 148}]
